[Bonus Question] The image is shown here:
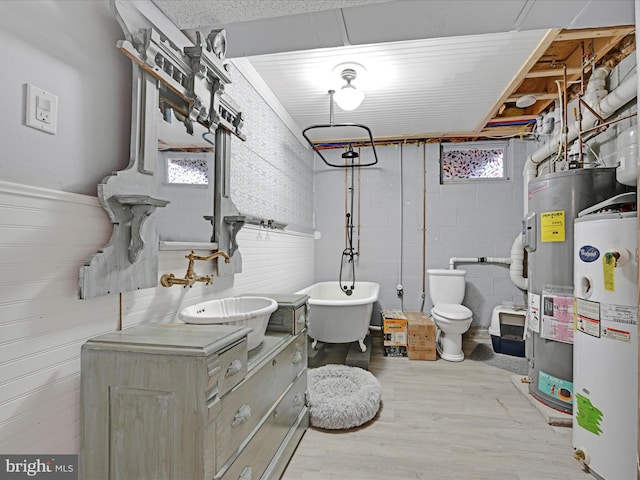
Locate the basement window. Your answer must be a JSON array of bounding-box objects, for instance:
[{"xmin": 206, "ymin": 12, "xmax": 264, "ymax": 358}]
[
  {"xmin": 440, "ymin": 141, "xmax": 507, "ymax": 183},
  {"xmin": 165, "ymin": 156, "xmax": 209, "ymax": 185}
]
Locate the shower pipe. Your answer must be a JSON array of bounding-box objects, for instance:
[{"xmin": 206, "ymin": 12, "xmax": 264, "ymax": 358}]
[
  {"xmin": 358, "ymin": 150, "xmax": 361, "ymax": 255},
  {"xmin": 339, "ymin": 151, "xmax": 359, "ymax": 296},
  {"xmin": 420, "ymin": 143, "xmax": 427, "ymax": 312},
  {"xmin": 397, "ymin": 144, "xmax": 405, "ymax": 311}
]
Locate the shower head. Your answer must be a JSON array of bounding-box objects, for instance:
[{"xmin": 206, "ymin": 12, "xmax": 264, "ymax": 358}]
[{"xmin": 342, "ymin": 144, "xmax": 359, "ymax": 159}]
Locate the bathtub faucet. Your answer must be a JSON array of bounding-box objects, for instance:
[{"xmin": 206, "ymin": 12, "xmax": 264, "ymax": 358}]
[
  {"xmin": 160, "ymin": 250, "xmax": 231, "ymax": 288},
  {"xmin": 342, "ymin": 247, "xmax": 359, "ymax": 262}
]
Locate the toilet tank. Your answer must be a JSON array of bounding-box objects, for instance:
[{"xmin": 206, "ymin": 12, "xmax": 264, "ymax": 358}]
[{"xmin": 427, "ymin": 269, "xmax": 466, "ymax": 304}]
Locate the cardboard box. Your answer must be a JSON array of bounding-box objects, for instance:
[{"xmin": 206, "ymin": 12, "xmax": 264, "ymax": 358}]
[
  {"xmin": 406, "ymin": 312, "xmax": 436, "ymax": 361},
  {"xmin": 382, "ymin": 309, "xmax": 408, "ymax": 357}
]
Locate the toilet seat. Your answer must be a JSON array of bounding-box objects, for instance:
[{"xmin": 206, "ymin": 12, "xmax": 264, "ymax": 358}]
[{"xmin": 432, "ymin": 303, "xmax": 472, "ymax": 320}]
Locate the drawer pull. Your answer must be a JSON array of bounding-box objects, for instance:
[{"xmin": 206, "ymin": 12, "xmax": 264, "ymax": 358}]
[
  {"xmin": 291, "ymin": 348, "xmax": 303, "ymax": 364},
  {"xmin": 232, "ymin": 404, "xmax": 251, "ymax": 427},
  {"xmin": 239, "ymin": 466, "xmax": 252, "ymax": 480},
  {"xmin": 225, "ymin": 359, "xmax": 244, "ymax": 378},
  {"xmin": 293, "ymin": 393, "xmax": 303, "ymax": 408}
]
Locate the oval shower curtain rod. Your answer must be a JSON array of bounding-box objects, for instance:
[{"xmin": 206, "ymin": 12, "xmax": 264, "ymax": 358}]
[
  {"xmin": 302, "ymin": 123, "xmax": 378, "ymax": 167},
  {"xmin": 302, "ymin": 90, "xmax": 379, "ymax": 168}
]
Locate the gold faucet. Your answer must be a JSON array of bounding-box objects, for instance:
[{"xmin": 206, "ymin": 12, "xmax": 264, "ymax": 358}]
[
  {"xmin": 160, "ymin": 250, "xmax": 231, "ymax": 288},
  {"xmin": 190, "ymin": 250, "xmax": 231, "ymax": 263}
]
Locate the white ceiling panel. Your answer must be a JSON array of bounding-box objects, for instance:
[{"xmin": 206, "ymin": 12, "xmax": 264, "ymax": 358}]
[
  {"xmin": 517, "ymin": 0, "xmax": 634, "ymax": 30},
  {"xmin": 153, "ymin": 0, "xmax": 389, "ymax": 29},
  {"xmin": 247, "ymin": 29, "xmax": 549, "ymax": 140},
  {"xmin": 341, "ymin": 0, "xmax": 530, "ymax": 45},
  {"xmin": 186, "ymin": 9, "xmax": 351, "ymax": 58}
]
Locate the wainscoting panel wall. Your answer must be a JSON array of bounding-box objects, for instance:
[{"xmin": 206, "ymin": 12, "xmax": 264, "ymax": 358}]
[
  {"xmin": 0, "ymin": 181, "xmax": 117, "ymax": 453},
  {"xmin": 0, "ymin": 182, "xmax": 314, "ymax": 454}
]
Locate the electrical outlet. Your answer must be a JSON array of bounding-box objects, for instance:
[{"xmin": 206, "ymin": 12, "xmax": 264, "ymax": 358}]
[
  {"xmin": 25, "ymin": 83, "xmax": 58, "ymax": 135},
  {"xmin": 36, "ymin": 95, "xmax": 52, "ymax": 123}
]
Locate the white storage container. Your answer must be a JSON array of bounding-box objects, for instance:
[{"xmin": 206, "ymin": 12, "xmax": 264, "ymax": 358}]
[{"xmin": 489, "ymin": 304, "xmax": 526, "ymax": 357}]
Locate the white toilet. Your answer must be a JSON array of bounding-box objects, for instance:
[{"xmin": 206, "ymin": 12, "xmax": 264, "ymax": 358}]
[{"xmin": 428, "ymin": 268, "xmax": 473, "ymax": 362}]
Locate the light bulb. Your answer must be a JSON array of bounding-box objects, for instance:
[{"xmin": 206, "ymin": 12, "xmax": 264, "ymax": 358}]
[{"xmin": 334, "ymin": 84, "xmax": 365, "ymax": 111}]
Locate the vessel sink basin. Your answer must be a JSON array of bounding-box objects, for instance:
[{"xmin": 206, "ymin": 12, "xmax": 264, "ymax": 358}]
[{"xmin": 179, "ymin": 296, "xmax": 278, "ymax": 350}]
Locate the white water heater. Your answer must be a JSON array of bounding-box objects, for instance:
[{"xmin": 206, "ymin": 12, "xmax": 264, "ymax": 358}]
[{"xmin": 573, "ymin": 193, "xmax": 637, "ymax": 479}]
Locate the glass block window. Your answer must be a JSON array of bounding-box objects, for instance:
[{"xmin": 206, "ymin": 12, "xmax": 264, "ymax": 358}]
[
  {"xmin": 165, "ymin": 157, "xmax": 208, "ymax": 185},
  {"xmin": 440, "ymin": 142, "xmax": 507, "ymax": 183}
]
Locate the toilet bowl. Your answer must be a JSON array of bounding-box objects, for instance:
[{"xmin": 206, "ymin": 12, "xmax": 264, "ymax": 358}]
[
  {"xmin": 427, "ymin": 269, "xmax": 473, "ymax": 362},
  {"xmin": 431, "ymin": 304, "xmax": 473, "ymax": 361}
]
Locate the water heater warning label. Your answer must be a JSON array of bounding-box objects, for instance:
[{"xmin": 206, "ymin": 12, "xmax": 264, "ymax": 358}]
[
  {"xmin": 541, "ymin": 286, "xmax": 574, "ymax": 343},
  {"xmin": 602, "ymin": 326, "xmax": 631, "ymax": 342},
  {"xmin": 602, "ymin": 303, "xmax": 638, "ymax": 325},
  {"xmin": 575, "ymin": 297, "xmax": 600, "ymax": 338},
  {"xmin": 540, "ymin": 210, "xmax": 565, "ymax": 242}
]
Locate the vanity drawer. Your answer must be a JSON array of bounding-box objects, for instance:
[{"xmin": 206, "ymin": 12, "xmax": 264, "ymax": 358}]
[
  {"xmin": 217, "ymin": 339, "xmax": 248, "ymax": 397},
  {"xmin": 243, "ymin": 294, "xmax": 309, "ymax": 336},
  {"xmin": 267, "ymin": 303, "xmax": 308, "ymax": 335},
  {"xmin": 292, "ymin": 305, "xmax": 307, "ymax": 335},
  {"xmin": 216, "ymin": 334, "xmax": 306, "ymax": 470},
  {"xmin": 218, "ymin": 371, "xmax": 307, "ymax": 480}
]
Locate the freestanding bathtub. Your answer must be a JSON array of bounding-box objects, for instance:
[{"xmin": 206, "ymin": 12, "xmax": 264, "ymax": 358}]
[{"xmin": 296, "ymin": 281, "xmax": 380, "ymax": 352}]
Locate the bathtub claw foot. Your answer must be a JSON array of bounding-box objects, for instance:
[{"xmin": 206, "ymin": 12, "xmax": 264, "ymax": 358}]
[
  {"xmin": 358, "ymin": 339, "xmax": 367, "ymax": 353},
  {"xmin": 311, "ymin": 338, "xmax": 318, "ymax": 350}
]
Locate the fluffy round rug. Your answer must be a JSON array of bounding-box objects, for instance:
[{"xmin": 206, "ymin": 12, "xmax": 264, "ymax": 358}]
[{"xmin": 307, "ymin": 364, "xmax": 382, "ymax": 430}]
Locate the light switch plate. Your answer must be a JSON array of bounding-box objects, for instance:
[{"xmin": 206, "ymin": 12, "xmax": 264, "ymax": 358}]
[{"xmin": 25, "ymin": 83, "xmax": 58, "ymax": 135}]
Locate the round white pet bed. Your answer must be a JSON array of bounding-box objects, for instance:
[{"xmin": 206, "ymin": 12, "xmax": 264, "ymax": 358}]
[{"xmin": 307, "ymin": 364, "xmax": 382, "ymax": 430}]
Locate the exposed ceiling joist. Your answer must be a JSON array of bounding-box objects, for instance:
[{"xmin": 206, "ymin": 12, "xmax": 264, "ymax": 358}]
[
  {"xmin": 475, "ymin": 29, "xmax": 561, "ymax": 133},
  {"xmin": 554, "ymin": 26, "xmax": 635, "ymax": 41},
  {"xmin": 486, "ymin": 25, "xmax": 635, "ymax": 136},
  {"xmin": 525, "ymin": 67, "xmax": 582, "ymax": 78}
]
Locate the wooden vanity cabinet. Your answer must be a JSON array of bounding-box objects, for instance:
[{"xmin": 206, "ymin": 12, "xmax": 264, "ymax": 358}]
[{"xmin": 80, "ymin": 323, "xmax": 308, "ymax": 480}]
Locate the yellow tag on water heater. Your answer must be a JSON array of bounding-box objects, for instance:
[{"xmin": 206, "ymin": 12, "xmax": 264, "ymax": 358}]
[
  {"xmin": 603, "ymin": 253, "xmax": 616, "ymax": 291},
  {"xmin": 540, "ymin": 210, "xmax": 565, "ymax": 242}
]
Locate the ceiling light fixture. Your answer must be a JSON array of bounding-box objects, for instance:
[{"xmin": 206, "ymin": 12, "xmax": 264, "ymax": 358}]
[
  {"xmin": 516, "ymin": 94, "xmax": 537, "ymax": 108},
  {"xmin": 333, "ymin": 65, "xmax": 365, "ymax": 111}
]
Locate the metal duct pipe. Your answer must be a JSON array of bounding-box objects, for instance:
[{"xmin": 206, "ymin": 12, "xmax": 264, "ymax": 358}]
[{"xmin": 522, "ymin": 67, "xmax": 637, "ymax": 213}]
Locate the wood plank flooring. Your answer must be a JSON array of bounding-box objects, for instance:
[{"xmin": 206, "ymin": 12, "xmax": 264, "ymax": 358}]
[{"xmin": 281, "ymin": 336, "xmax": 590, "ymax": 480}]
